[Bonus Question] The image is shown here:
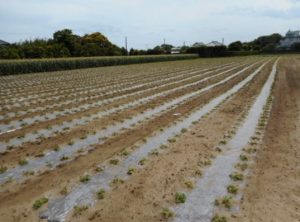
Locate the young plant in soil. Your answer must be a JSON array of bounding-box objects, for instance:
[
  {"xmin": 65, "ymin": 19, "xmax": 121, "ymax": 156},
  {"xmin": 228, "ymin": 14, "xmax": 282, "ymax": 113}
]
[
  {"xmin": 18, "ymin": 159, "xmax": 28, "ymax": 166},
  {"xmin": 79, "ymin": 174, "xmax": 91, "ymax": 183},
  {"xmin": 211, "ymin": 214, "xmax": 227, "ymax": 222},
  {"xmin": 161, "ymin": 208, "xmax": 174, "ymax": 219},
  {"xmin": 229, "ymin": 172, "xmax": 244, "ymax": 181},
  {"xmin": 73, "ymin": 205, "xmax": 88, "ymax": 216},
  {"xmin": 109, "ymin": 159, "xmax": 119, "ymax": 165},
  {"xmin": 227, "ymin": 185, "xmax": 238, "ymax": 195},
  {"xmin": 175, "ymin": 192, "xmax": 186, "ymax": 204},
  {"xmin": 32, "ymin": 197, "xmax": 48, "ymax": 210},
  {"xmin": 97, "ymin": 188, "xmax": 106, "ymax": 199},
  {"xmin": 0, "ymin": 166, "xmax": 7, "ymax": 174}
]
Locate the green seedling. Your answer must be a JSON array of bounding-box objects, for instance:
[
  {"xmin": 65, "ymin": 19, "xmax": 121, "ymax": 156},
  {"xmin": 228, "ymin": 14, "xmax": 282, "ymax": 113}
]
[
  {"xmin": 175, "ymin": 192, "xmax": 186, "ymax": 204},
  {"xmin": 32, "ymin": 197, "xmax": 48, "ymax": 210}
]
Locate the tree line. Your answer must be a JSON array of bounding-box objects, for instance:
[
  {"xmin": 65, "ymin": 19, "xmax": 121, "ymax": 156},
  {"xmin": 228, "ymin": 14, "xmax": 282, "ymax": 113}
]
[{"xmin": 1, "ymin": 30, "xmax": 299, "ymax": 59}]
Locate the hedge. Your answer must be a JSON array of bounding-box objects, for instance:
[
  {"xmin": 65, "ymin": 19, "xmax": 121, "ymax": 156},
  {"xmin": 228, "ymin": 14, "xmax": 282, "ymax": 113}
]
[{"xmin": 0, "ymin": 54, "xmax": 198, "ymax": 75}]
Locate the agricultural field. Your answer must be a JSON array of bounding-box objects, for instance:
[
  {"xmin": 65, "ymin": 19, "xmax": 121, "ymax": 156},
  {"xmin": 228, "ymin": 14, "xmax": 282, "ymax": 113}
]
[{"xmin": 0, "ymin": 56, "xmax": 299, "ymax": 222}]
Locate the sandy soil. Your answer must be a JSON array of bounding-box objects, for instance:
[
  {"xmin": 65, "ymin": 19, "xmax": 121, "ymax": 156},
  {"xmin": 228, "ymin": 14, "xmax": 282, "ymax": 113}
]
[
  {"xmin": 0, "ymin": 60, "xmax": 265, "ymax": 221},
  {"xmin": 68, "ymin": 58, "xmax": 272, "ymax": 222},
  {"xmin": 230, "ymin": 57, "xmax": 300, "ymax": 222}
]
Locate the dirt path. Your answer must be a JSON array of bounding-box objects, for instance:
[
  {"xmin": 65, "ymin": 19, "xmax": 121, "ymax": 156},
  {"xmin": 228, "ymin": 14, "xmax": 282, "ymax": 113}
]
[{"xmin": 231, "ymin": 57, "xmax": 300, "ymax": 222}]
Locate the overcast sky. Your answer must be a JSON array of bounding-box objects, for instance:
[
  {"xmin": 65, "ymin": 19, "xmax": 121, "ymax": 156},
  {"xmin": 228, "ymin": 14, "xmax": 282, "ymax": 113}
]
[{"xmin": 0, "ymin": 0, "xmax": 299, "ymax": 49}]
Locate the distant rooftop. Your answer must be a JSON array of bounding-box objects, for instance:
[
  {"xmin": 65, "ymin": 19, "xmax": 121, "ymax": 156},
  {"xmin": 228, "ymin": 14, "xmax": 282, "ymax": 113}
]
[{"xmin": 0, "ymin": 39, "xmax": 10, "ymax": 46}]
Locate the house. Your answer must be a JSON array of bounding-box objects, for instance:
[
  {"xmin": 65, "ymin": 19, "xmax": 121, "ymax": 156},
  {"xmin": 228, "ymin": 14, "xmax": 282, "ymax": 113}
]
[
  {"xmin": 206, "ymin": 41, "xmax": 224, "ymax": 47},
  {"xmin": 0, "ymin": 39, "xmax": 10, "ymax": 47},
  {"xmin": 171, "ymin": 47, "xmax": 181, "ymax": 54},
  {"xmin": 279, "ymin": 30, "xmax": 300, "ymax": 49},
  {"xmin": 192, "ymin": 42, "xmax": 206, "ymax": 47}
]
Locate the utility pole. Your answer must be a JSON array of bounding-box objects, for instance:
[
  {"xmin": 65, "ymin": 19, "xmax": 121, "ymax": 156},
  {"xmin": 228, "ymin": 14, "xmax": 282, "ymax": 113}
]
[
  {"xmin": 125, "ymin": 36, "xmax": 128, "ymax": 55},
  {"xmin": 163, "ymin": 38, "xmax": 166, "ymax": 45}
]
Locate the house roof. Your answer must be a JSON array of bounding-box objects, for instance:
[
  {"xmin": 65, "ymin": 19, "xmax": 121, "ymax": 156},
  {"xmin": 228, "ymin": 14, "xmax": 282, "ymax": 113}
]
[
  {"xmin": 0, "ymin": 39, "xmax": 10, "ymax": 45},
  {"xmin": 206, "ymin": 41, "xmax": 223, "ymax": 47}
]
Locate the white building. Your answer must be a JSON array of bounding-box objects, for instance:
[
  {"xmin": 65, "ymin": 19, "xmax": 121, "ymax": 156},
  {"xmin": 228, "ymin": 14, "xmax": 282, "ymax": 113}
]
[
  {"xmin": 171, "ymin": 47, "xmax": 181, "ymax": 54},
  {"xmin": 279, "ymin": 30, "xmax": 300, "ymax": 49}
]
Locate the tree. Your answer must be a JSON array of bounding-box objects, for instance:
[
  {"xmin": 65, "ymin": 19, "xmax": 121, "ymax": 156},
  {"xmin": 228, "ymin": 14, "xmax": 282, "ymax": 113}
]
[{"xmin": 228, "ymin": 41, "xmax": 243, "ymax": 51}]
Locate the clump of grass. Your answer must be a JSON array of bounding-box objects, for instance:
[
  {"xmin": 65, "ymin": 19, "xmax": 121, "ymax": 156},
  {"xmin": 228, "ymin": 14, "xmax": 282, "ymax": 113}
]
[
  {"xmin": 53, "ymin": 145, "xmax": 60, "ymax": 151},
  {"xmin": 95, "ymin": 166, "xmax": 103, "ymax": 172},
  {"xmin": 219, "ymin": 140, "xmax": 227, "ymax": 145},
  {"xmin": 32, "ymin": 197, "xmax": 48, "ymax": 210},
  {"xmin": 150, "ymin": 149, "xmax": 159, "ymax": 156},
  {"xmin": 175, "ymin": 192, "xmax": 186, "ymax": 204},
  {"xmin": 68, "ymin": 141, "xmax": 74, "ymax": 146},
  {"xmin": 160, "ymin": 144, "xmax": 168, "ymax": 149},
  {"xmin": 60, "ymin": 155, "xmax": 69, "ymax": 161},
  {"xmin": 211, "ymin": 214, "xmax": 227, "ymax": 222},
  {"xmin": 111, "ymin": 177, "xmax": 124, "ymax": 185},
  {"xmin": 235, "ymin": 162, "xmax": 248, "ymax": 171},
  {"xmin": 168, "ymin": 138, "xmax": 176, "ymax": 143},
  {"xmin": 122, "ymin": 150, "xmax": 130, "ymax": 156},
  {"xmin": 73, "ymin": 205, "xmax": 88, "ymax": 216},
  {"xmin": 181, "ymin": 128, "xmax": 187, "ymax": 133},
  {"xmin": 60, "ymin": 186, "xmax": 68, "ymax": 195},
  {"xmin": 184, "ymin": 181, "xmax": 194, "ymax": 189},
  {"xmin": 161, "ymin": 207, "xmax": 174, "ymax": 219},
  {"xmin": 97, "ymin": 188, "xmax": 105, "ymax": 199},
  {"xmin": 80, "ymin": 174, "xmax": 91, "ymax": 183},
  {"xmin": 80, "ymin": 135, "xmax": 87, "ymax": 140},
  {"xmin": 0, "ymin": 166, "xmax": 7, "ymax": 174},
  {"xmin": 227, "ymin": 185, "xmax": 238, "ymax": 195},
  {"xmin": 139, "ymin": 158, "xmax": 146, "ymax": 165},
  {"xmin": 18, "ymin": 159, "xmax": 28, "ymax": 166},
  {"xmin": 194, "ymin": 169, "xmax": 202, "ymax": 176},
  {"xmin": 23, "ymin": 170, "xmax": 34, "ymax": 176},
  {"xmin": 127, "ymin": 167, "xmax": 135, "ymax": 175},
  {"xmin": 240, "ymin": 155, "xmax": 248, "ymax": 161},
  {"xmin": 221, "ymin": 196, "xmax": 233, "ymax": 209},
  {"xmin": 109, "ymin": 159, "xmax": 119, "ymax": 165},
  {"xmin": 230, "ymin": 172, "xmax": 244, "ymax": 181}
]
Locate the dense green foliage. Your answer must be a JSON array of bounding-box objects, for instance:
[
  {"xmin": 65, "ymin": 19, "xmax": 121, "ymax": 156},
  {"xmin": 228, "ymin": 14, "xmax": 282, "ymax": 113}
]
[
  {"xmin": 228, "ymin": 33, "xmax": 283, "ymax": 52},
  {"xmin": 0, "ymin": 54, "xmax": 197, "ymax": 75},
  {"xmin": 0, "ymin": 29, "xmax": 127, "ymax": 59}
]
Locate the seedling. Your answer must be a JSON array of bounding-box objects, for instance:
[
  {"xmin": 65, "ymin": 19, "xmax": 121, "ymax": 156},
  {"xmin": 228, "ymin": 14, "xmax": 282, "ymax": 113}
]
[
  {"xmin": 149, "ymin": 149, "xmax": 159, "ymax": 156},
  {"xmin": 221, "ymin": 196, "xmax": 232, "ymax": 209},
  {"xmin": 60, "ymin": 186, "xmax": 68, "ymax": 195},
  {"xmin": 139, "ymin": 158, "xmax": 146, "ymax": 165},
  {"xmin": 122, "ymin": 150, "xmax": 130, "ymax": 156},
  {"xmin": 0, "ymin": 166, "xmax": 7, "ymax": 174},
  {"xmin": 127, "ymin": 167, "xmax": 135, "ymax": 175},
  {"xmin": 111, "ymin": 177, "xmax": 124, "ymax": 185},
  {"xmin": 240, "ymin": 155, "xmax": 248, "ymax": 161},
  {"xmin": 161, "ymin": 208, "xmax": 174, "ymax": 219},
  {"xmin": 32, "ymin": 197, "xmax": 48, "ymax": 210},
  {"xmin": 175, "ymin": 192, "xmax": 186, "ymax": 204},
  {"xmin": 184, "ymin": 181, "xmax": 194, "ymax": 189},
  {"xmin": 97, "ymin": 188, "xmax": 105, "ymax": 199},
  {"xmin": 60, "ymin": 156, "xmax": 69, "ymax": 161},
  {"xmin": 80, "ymin": 174, "xmax": 91, "ymax": 183},
  {"xmin": 230, "ymin": 172, "xmax": 244, "ymax": 181},
  {"xmin": 95, "ymin": 166, "xmax": 103, "ymax": 172},
  {"xmin": 168, "ymin": 138, "xmax": 176, "ymax": 143},
  {"xmin": 211, "ymin": 214, "xmax": 227, "ymax": 222},
  {"xmin": 109, "ymin": 159, "xmax": 119, "ymax": 165},
  {"xmin": 227, "ymin": 185, "xmax": 238, "ymax": 195},
  {"xmin": 19, "ymin": 159, "xmax": 28, "ymax": 166},
  {"xmin": 73, "ymin": 205, "xmax": 88, "ymax": 216},
  {"xmin": 68, "ymin": 141, "xmax": 74, "ymax": 146},
  {"xmin": 181, "ymin": 128, "xmax": 187, "ymax": 133}
]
